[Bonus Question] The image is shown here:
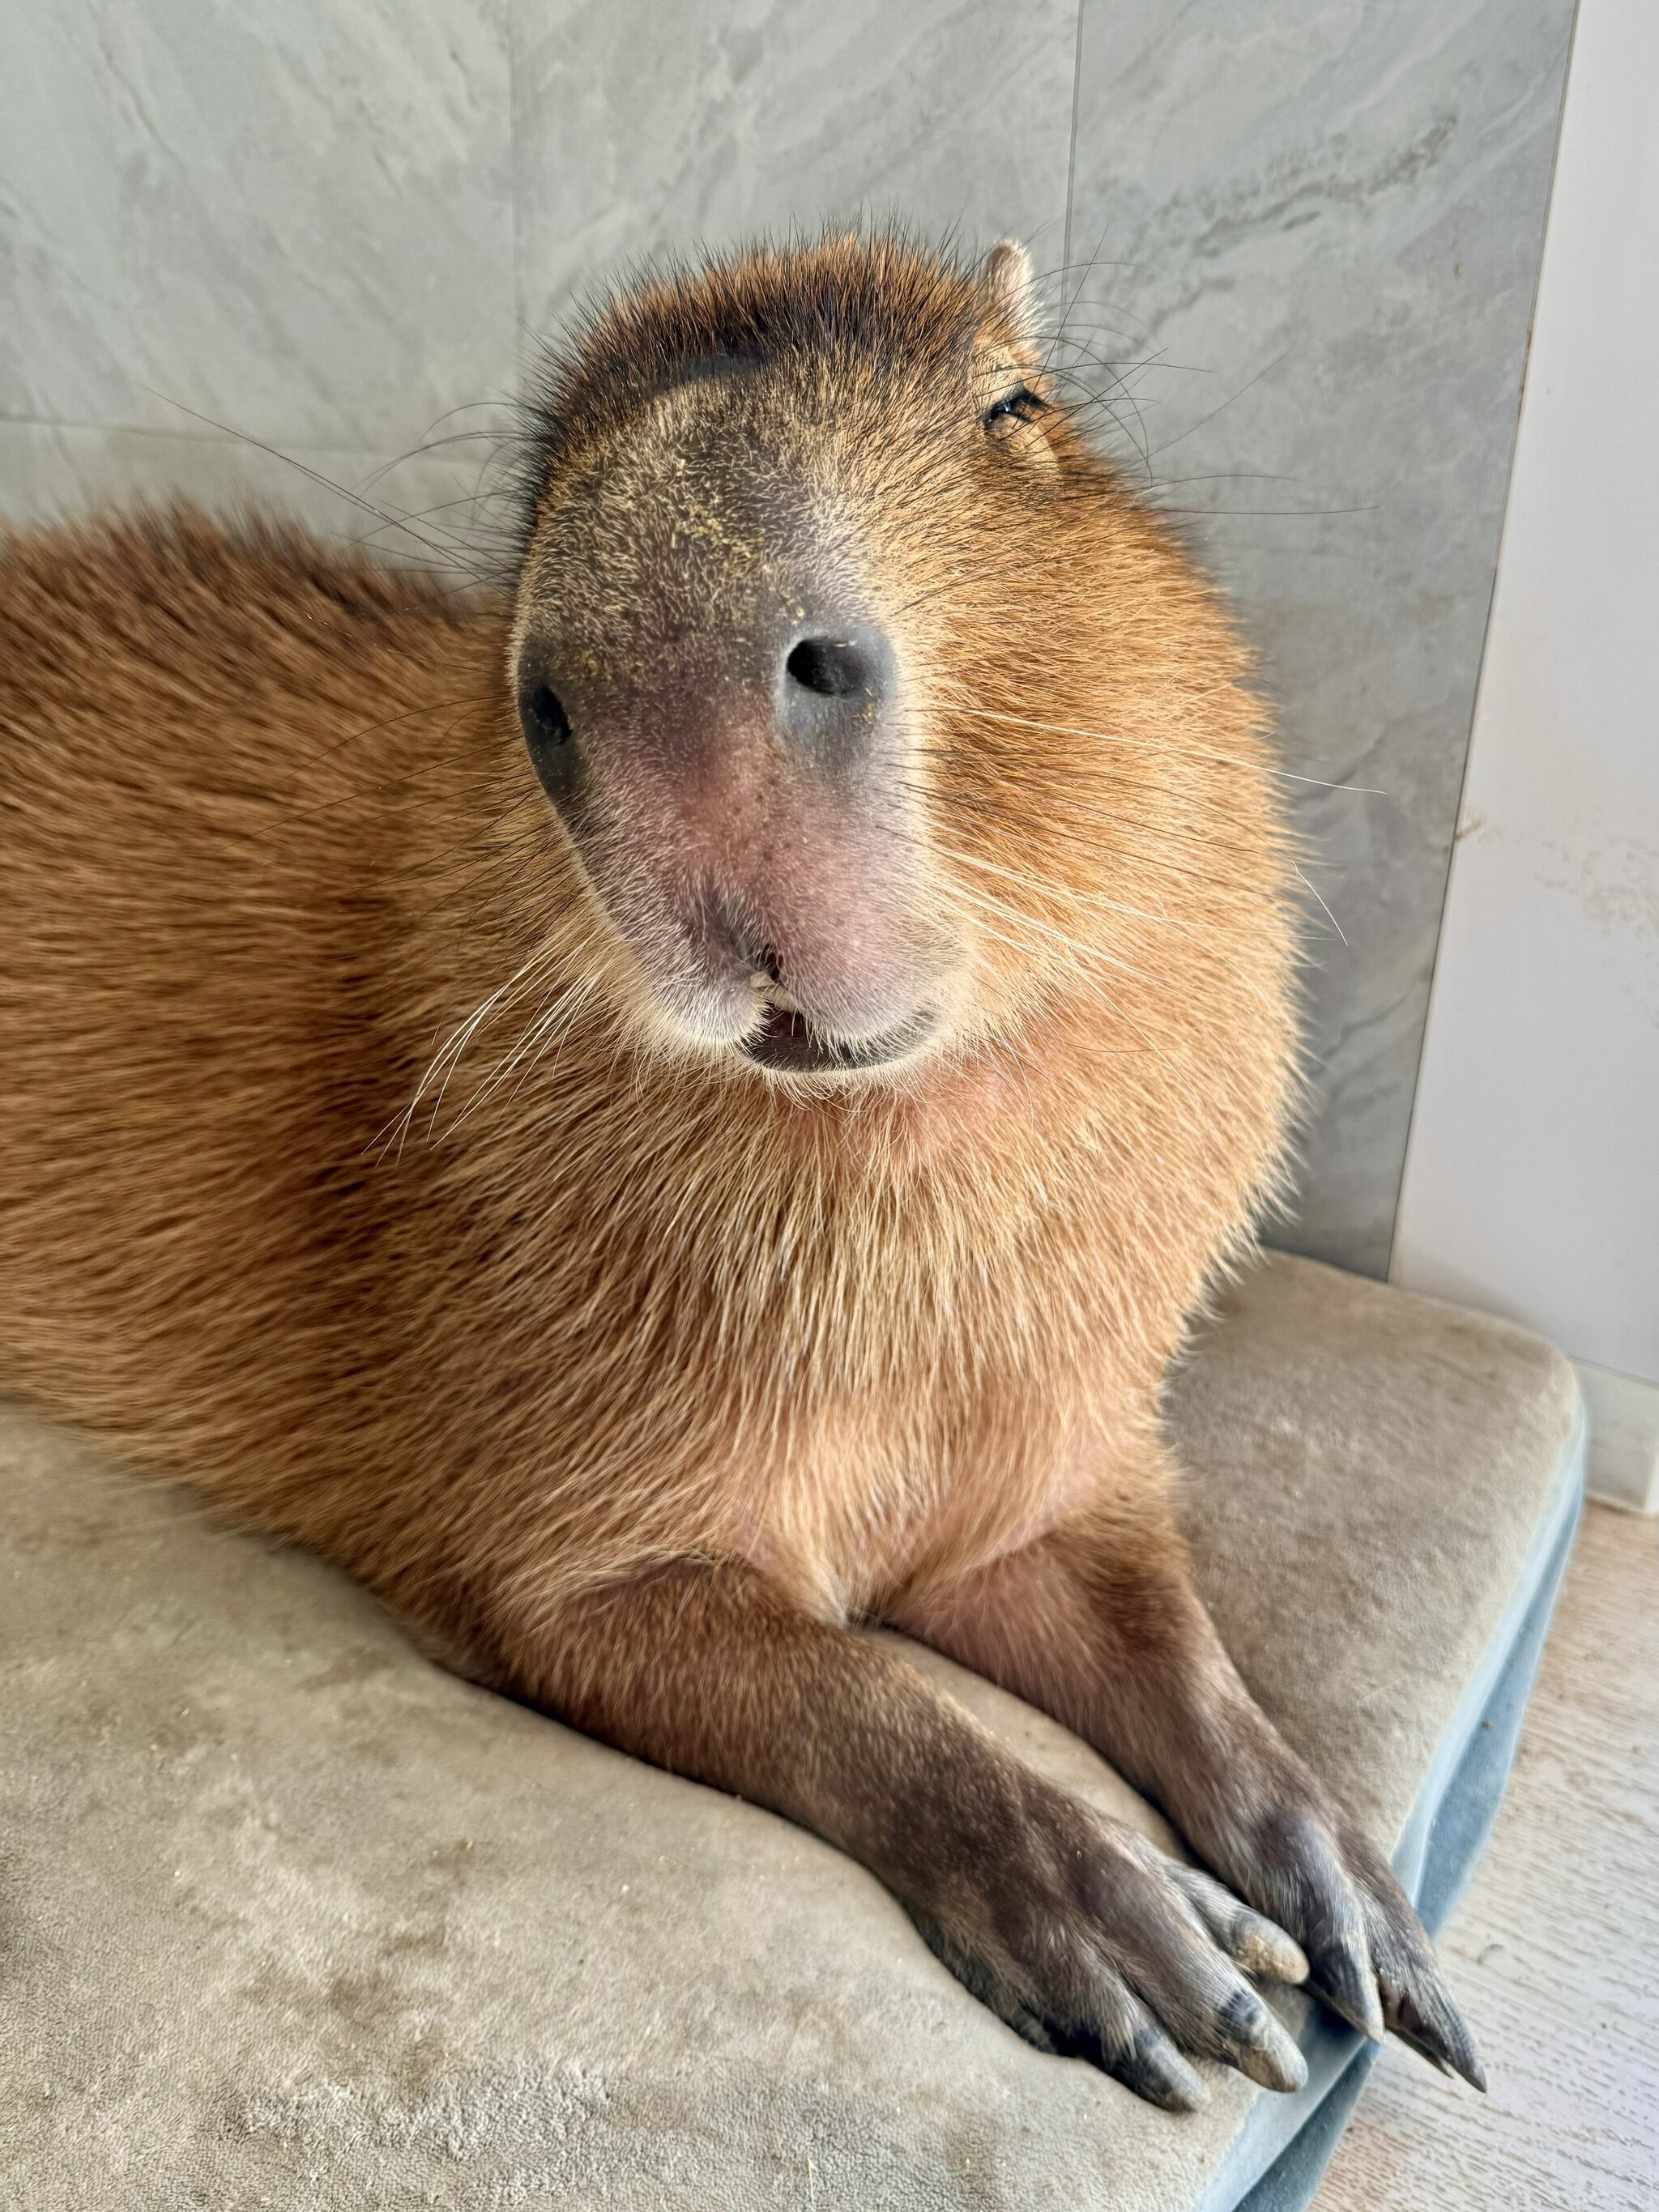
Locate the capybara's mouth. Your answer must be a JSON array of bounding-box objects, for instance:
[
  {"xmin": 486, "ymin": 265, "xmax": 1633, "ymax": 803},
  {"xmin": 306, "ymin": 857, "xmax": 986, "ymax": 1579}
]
[{"xmin": 739, "ymin": 1001, "xmax": 936, "ymax": 1075}]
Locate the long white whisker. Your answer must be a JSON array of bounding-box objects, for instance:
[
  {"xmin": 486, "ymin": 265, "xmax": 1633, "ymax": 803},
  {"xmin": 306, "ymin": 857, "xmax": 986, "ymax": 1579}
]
[
  {"xmin": 445, "ymin": 959, "xmax": 603, "ymax": 1133},
  {"xmin": 943, "ymin": 876, "xmax": 1167, "ymax": 991},
  {"xmin": 948, "ymin": 846, "xmax": 1195, "ymax": 937},
  {"xmin": 372, "ymin": 940, "xmax": 555, "ymax": 1161},
  {"xmin": 937, "ymin": 888, "xmax": 1198, "ymax": 1081},
  {"xmin": 948, "ymin": 705, "xmax": 1386, "ymax": 795},
  {"xmin": 422, "ymin": 949, "xmax": 554, "ymax": 1141},
  {"xmin": 1294, "ymin": 864, "xmax": 1350, "ymax": 947},
  {"xmin": 510, "ymin": 969, "xmax": 606, "ymax": 1108}
]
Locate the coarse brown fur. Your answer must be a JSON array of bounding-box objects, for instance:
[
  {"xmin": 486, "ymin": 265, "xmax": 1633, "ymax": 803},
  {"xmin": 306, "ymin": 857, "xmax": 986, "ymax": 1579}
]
[{"xmin": 0, "ymin": 232, "xmax": 1478, "ymax": 2108}]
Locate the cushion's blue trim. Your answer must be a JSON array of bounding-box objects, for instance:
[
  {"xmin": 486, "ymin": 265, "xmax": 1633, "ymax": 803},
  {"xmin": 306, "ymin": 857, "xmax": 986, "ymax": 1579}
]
[
  {"xmin": 1197, "ymin": 1399, "xmax": 1587, "ymax": 2212},
  {"xmin": 1230, "ymin": 2041, "xmax": 1382, "ymax": 2212}
]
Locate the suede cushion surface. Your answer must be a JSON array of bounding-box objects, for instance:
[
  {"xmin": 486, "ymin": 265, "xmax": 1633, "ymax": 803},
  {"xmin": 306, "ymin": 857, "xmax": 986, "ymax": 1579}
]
[{"xmin": 0, "ymin": 1255, "xmax": 1580, "ymax": 2210}]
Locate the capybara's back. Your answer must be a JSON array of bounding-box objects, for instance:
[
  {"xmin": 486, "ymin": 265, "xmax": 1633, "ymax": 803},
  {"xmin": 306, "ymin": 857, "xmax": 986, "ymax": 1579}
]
[
  {"xmin": 0, "ymin": 520, "xmax": 508, "ymax": 1549},
  {"xmin": 0, "ymin": 232, "xmax": 1482, "ymax": 2108}
]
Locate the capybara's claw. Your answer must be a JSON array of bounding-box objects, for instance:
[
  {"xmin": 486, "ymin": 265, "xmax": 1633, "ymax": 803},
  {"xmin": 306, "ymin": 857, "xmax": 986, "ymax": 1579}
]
[
  {"xmin": 1380, "ymin": 1961, "xmax": 1486, "ymax": 2092},
  {"xmin": 904, "ymin": 1774, "xmax": 1314, "ymax": 2112},
  {"xmin": 1187, "ymin": 1778, "xmax": 1483, "ymax": 2092}
]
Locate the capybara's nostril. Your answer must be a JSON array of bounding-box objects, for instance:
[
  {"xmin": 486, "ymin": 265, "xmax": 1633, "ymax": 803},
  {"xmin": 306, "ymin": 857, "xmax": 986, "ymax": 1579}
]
[
  {"xmin": 787, "ymin": 636, "xmax": 871, "ymax": 700},
  {"xmin": 776, "ymin": 623, "xmax": 893, "ymax": 765},
  {"xmin": 518, "ymin": 677, "xmax": 578, "ymax": 809},
  {"xmin": 525, "ymin": 684, "xmax": 572, "ymax": 748}
]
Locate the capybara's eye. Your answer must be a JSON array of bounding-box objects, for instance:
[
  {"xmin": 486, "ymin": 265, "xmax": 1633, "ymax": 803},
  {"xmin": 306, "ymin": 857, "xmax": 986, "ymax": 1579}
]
[
  {"xmin": 983, "ymin": 386, "xmax": 1047, "ymax": 432},
  {"xmin": 527, "ymin": 684, "xmax": 572, "ymax": 746}
]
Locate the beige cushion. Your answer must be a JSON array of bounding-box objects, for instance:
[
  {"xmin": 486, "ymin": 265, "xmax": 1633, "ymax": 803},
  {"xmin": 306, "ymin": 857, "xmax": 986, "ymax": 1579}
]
[{"xmin": 0, "ymin": 1256, "xmax": 1580, "ymax": 2210}]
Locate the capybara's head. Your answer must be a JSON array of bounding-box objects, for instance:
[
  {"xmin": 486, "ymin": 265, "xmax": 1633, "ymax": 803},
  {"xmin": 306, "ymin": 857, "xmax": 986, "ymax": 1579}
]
[{"xmin": 510, "ymin": 231, "xmax": 1280, "ymax": 1085}]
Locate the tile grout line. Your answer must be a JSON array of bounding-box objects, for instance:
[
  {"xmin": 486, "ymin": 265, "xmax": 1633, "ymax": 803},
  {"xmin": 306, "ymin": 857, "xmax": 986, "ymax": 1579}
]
[
  {"xmin": 507, "ymin": 0, "xmax": 526, "ymax": 404},
  {"xmin": 1062, "ymin": 0, "xmax": 1085, "ymax": 280}
]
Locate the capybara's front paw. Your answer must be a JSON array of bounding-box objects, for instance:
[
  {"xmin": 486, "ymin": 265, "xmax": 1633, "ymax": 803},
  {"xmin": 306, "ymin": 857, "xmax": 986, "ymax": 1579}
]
[
  {"xmin": 902, "ymin": 1767, "xmax": 1311, "ymax": 2111},
  {"xmin": 1188, "ymin": 1745, "xmax": 1486, "ymax": 2092}
]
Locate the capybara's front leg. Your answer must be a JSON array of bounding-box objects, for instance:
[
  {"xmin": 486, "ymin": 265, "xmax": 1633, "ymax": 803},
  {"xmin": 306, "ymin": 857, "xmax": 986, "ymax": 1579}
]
[
  {"xmin": 470, "ymin": 1558, "xmax": 1308, "ymax": 2110},
  {"xmin": 895, "ymin": 1489, "xmax": 1485, "ymax": 2091}
]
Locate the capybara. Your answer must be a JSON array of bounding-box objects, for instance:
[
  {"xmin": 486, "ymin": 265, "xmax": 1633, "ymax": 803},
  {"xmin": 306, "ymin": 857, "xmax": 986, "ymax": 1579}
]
[{"xmin": 0, "ymin": 232, "xmax": 1479, "ymax": 2108}]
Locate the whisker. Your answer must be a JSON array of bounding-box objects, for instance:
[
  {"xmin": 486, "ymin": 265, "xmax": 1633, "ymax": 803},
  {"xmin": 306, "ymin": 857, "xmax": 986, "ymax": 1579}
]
[
  {"xmin": 947, "ymin": 846, "xmax": 1200, "ymax": 938},
  {"xmin": 946, "ymin": 705, "xmax": 1387, "ymax": 795},
  {"xmin": 137, "ymin": 389, "xmax": 500, "ymax": 581},
  {"xmin": 1145, "ymin": 356, "xmax": 1287, "ymax": 462},
  {"xmin": 444, "ymin": 958, "xmax": 604, "ymax": 1135},
  {"xmin": 371, "ymin": 939, "xmax": 557, "ymax": 1161},
  {"xmin": 1294, "ymin": 864, "xmax": 1349, "ymax": 947},
  {"xmin": 943, "ymin": 874, "xmax": 1170, "ymax": 995}
]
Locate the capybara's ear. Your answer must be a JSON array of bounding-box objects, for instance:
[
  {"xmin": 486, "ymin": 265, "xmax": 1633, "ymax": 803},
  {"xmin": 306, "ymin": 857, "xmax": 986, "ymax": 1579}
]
[{"xmin": 983, "ymin": 239, "xmax": 1038, "ymax": 342}]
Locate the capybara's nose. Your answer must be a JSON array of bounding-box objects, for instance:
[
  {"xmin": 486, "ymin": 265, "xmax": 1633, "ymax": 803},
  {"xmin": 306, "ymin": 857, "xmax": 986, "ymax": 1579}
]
[{"xmin": 774, "ymin": 622, "xmax": 893, "ymax": 765}]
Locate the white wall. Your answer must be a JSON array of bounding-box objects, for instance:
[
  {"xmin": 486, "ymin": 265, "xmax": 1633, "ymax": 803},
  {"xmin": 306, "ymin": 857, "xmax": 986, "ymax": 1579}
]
[{"xmin": 1392, "ymin": 0, "xmax": 1659, "ymax": 1509}]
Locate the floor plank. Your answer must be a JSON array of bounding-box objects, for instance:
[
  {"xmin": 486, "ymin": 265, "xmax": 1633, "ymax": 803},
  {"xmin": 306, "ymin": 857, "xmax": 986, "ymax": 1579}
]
[{"xmin": 1316, "ymin": 1504, "xmax": 1659, "ymax": 2211}]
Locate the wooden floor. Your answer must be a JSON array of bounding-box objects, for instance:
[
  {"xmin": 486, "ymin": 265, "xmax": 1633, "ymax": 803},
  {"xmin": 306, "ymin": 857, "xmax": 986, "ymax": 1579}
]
[{"xmin": 1316, "ymin": 1503, "xmax": 1658, "ymax": 2211}]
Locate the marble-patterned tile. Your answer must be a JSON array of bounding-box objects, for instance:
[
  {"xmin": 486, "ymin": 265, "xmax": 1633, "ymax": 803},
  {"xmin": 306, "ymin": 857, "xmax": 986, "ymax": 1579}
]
[
  {"xmin": 0, "ymin": 416, "xmax": 516, "ymax": 590},
  {"xmin": 1066, "ymin": 0, "xmax": 1574, "ymax": 1275},
  {"xmin": 0, "ymin": 0, "xmax": 514, "ymax": 455},
  {"xmin": 511, "ymin": 0, "xmax": 1079, "ymax": 344}
]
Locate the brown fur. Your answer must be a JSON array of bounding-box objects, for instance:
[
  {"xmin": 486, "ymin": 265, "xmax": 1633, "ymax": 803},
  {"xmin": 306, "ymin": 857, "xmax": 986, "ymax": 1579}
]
[{"xmin": 0, "ymin": 232, "xmax": 1475, "ymax": 2107}]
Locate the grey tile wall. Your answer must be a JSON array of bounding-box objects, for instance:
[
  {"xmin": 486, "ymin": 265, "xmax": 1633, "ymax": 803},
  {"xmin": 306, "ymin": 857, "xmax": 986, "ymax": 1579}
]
[
  {"xmin": 511, "ymin": 0, "xmax": 1078, "ymax": 335},
  {"xmin": 1066, "ymin": 0, "xmax": 1576, "ymax": 1273},
  {"xmin": 0, "ymin": 1, "xmax": 515, "ymax": 452},
  {"xmin": 0, "ymin": 0, "xmax": 1576, "ymax": 1272},
  {"xmin": 0, "ymin": 0, "xmax": 518, "ymax": 570}
]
